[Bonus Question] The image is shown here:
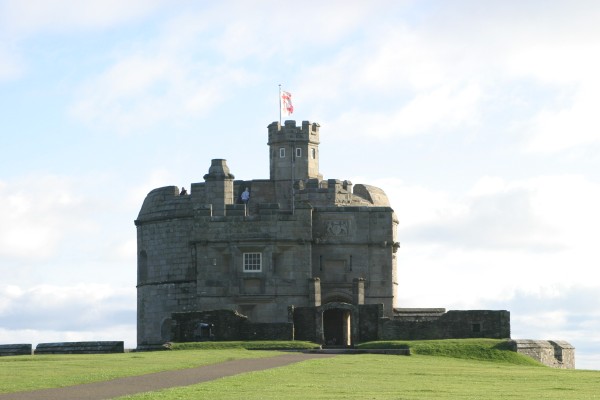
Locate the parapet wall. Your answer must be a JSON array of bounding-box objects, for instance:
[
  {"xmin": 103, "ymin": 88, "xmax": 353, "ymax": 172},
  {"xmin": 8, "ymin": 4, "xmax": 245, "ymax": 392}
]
[
  {"xmin": 1, "ymin": 342, "xmax": 126, "ymax": 356},
  {"xmin": 509, "ymin": 339, "xmax": 575, "ymax": 369},
  {"xmin": 383, "ymin": 310, "xmax": 511, "ymax": 340},
  {"xmin": 0, "ymin": 344, "xmax": 32, "ymax": 356},
  {"xmin": 35, "ymin": 341, "xmax": 124, "ymax": 354}
]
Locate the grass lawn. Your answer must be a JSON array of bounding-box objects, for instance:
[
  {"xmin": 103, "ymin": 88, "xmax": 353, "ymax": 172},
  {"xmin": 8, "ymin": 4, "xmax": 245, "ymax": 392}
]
[
  {"xmin": 0, "ymin": 348, "xmax": 279, "ymax": 394},
  {"xmin": 2, "ymin": 340, "xmax": 599, "ymax": 399},
  {"xmin": 358, "ymin": 338, "xmax": 542, "ymax": 365},
  {"xmin": 117, "ymin": 353, "xmax": 600, "ymax": 400}
]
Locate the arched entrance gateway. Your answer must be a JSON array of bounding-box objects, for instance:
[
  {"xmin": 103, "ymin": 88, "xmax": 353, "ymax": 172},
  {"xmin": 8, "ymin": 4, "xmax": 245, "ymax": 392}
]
[{"xmin": 317, "ymin": 302, "xmax": 359, "ymax": 347}]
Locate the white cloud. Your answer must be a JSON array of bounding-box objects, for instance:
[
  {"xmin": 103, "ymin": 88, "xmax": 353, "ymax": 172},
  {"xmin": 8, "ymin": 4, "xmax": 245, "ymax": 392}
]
[
  {"xmin": 313, "ymin": 81, "xmax": 482, "ymax": 139},
  {"xmin": 115, "ymin": 239, "xmax": 137, "ymax": 263},
  {"xmin": 65, "ymin": 0, "xmax": 380, "ymax": 134},
  {"xmin": 0, "ymin": 326, "xmax": 136, "ymax": 350},
  {"xmin": 0, "ymin": 175, "xmax": 93, "ymax": 260},
  {"xmin": 0, "ymin": 172, "xmax": 136, "ymax": 286},
  {"xmin": 291, "ymin": 14, "xmax": 493, "ymax": 138},
  {"xmin": 391, "ymin": 81, "xmax": 482, "ymax": 136},
  {"xmin": 495, "ymin": 7, "xmax": 600, "ymax": 153},
  {"xmin": 0, "ymin": 283, "xmax": 136, "ymax": 349},
  {"xmin": 358, "ymin": 27, "xmax": 445, "ymax": 92},
  {"xmin": 0, "ymin": 283, "xmax": 135, "ymax": 332},
  {"xmin": 206, "ymin": 1, "xmax": 376, "ymax": 61},
  {"xmin": 293, "ymin": 2, "xmax": 600, "ymax": 151},
  {"xmin": 68, "ymin": 40, "xmax": 257, "ymax": 134},
  {"xmin": 0, "ymin": 0, "xmax": 167, "ymax": 35},
  {"xmin": 387, "ymin": 173, "xmax": 600, "ymax": 309},
  {"xmin": 524, "ymin": 86, "xmax": 600, "ymax": 153},
  {"xmin": 0, "ymin": 0, "xmax": 168, "ymax": 85},
  {"xmin": 401, "ymin": 174, "xmax": 600, "ymax": 253}
]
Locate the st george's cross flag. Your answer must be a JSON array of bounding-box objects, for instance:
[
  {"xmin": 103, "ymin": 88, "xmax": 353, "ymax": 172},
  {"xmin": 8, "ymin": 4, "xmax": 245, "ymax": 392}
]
[{"xmin": 281, "ymin": 90, "xmax": 294, "ymax": 116}]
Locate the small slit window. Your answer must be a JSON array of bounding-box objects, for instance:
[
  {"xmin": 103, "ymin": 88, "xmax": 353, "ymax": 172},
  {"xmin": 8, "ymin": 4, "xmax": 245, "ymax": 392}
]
[
  {"xmin": 243, "ymin": 252, "xmax": 262, "ymax": 272},
  {"xmin": 279, "ymin": 148, "xmax": 285, "ymax": 158},
  {"xmin": 311, "ymin": 148, "xmax": 316, "ymax": 159},
  {"xmin": 296, "ymin": 148, "xmax": 302, "ymax": 158}
]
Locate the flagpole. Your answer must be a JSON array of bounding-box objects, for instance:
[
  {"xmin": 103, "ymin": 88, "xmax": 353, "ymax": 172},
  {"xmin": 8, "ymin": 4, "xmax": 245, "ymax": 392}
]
[{"xmin": 279, "ymin": 84, "xmax": 295, "ymax": 214}]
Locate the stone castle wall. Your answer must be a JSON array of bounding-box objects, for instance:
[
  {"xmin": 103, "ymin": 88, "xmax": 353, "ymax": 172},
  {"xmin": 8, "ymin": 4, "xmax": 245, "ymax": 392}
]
[
  {"xmin": 382, "ymin": 310, "xmax": 511, "ymax": 340},
  {"xmin": 171, "ymin": 310, "xmax": 293, "ymax": 342},
  {"xmin": 136, "ymin": 173, "xmax": 399, "ymax": 346},
  {"xmin": 169, "ymin": 306, "xmax": 510, "ymax": 346},
  {"xmin": 509, "ymin": 339, "xmax": 575, "ymax": 369}
]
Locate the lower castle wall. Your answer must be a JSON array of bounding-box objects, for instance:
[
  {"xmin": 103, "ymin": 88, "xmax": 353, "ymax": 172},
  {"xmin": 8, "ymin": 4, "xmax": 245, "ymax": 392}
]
[
  {"xmin": 509, "ymin": 339, "xmax": 575, "ymax": 369},
  {"xmin": 167, "ymin": 307, "xmax": 511, "ymax": 345},
  {"xmin": 381, "ymin": 310, "xmax": 511, "ymax": 340},
  {"xmin": 0, "ymin": 344, "xmax": 32, "ymax": 356},
  {"xmin": 358, "ymin": 304, "xmax": 383, "ymax": 342},
  {"xmin": 137, "ymin": 282, "xmax": 198, "ymax": 345},
  {"xmin": 35, "ymin": 341, "xmax": 124, "ymax": 355},
  {"xmin": 242, "ymin": 322, "xmax": 294, "ymax": 341},
  {"xmin": 293, "ymin": 307, "xmax": 318, "ymax": 342},
  {"xmin": 171, "ymin": 310, "xmax": 293, "ymax": 342}
]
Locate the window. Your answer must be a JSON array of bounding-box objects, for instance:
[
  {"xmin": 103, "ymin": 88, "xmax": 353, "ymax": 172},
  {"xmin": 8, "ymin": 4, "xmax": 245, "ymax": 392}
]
[
  {"xmin": 296, "ymin": 147, "xmax": 302, "ymax": 158},
  {"xmin": 311, "ymin": 148, "xmax": 316, "ymax": 159},
  {"xmin": 243, "ymin": 252, "xmax": 262, "ymax": 272},
  {"xmin": 279, "ymin": 148, "xmax": 285, "ymax": 158}
]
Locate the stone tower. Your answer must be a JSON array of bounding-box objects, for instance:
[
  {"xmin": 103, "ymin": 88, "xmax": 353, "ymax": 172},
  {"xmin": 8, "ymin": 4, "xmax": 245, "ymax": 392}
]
[
  {"xmin": 268, "ymin": 120, "xmax": 321, "ymax": 182},
  {"xmin": 268, "ymin": 120, "xmax": 322, "ymax": 210}
]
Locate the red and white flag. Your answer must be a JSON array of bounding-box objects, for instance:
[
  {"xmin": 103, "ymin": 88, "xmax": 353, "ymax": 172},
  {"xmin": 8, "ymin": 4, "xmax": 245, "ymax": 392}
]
[{"xmin": 281, "ymin": 90, "xmax": 294, "ymax": 116}]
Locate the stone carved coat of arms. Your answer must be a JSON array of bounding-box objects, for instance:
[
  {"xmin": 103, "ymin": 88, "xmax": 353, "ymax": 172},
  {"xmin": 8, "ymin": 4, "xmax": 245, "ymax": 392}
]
[{"xmin": 325, "ymin": 220, "xmax": 349, "ymax": 236}]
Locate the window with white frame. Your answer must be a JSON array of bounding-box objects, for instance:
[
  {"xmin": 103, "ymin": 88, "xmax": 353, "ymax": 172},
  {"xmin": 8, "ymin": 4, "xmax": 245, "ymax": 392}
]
[
  {"xmin": 296, "ymin": 147, "xmax": 302, "ymax": 158},
  {"xmin": 311, "ymin": 148, "xmax": 316, "ymax": 159},
  {"xmin": 279, "ymin": 148, "xmax": 285, "ymax": 158},
  {"xmin": 243, "ymin": 252, "xmax": 262, "ymax": 272}
]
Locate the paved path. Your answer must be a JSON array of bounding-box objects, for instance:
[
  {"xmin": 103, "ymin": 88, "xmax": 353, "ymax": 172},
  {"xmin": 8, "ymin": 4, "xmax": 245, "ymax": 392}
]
[{"xmin": 0, "ymin": 353, "xmax": 334, "ymax": 400}]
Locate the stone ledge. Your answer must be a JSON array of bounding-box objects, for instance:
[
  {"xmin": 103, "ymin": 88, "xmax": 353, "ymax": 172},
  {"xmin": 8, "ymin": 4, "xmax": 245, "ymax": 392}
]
[
  {"xmin": 35, "ymin": 341, "xmax": 124, "ymax": 355},
  {"xmin": 0, "ymin": 344, "xmax": 32, "ymax": 356},
  {"xmin": 304, "ymin": 348, "xmax": 411, "ymax": 355},
  {"xmin": 134, "ymin": 343, "xmax": 172, "ymax": 352}
]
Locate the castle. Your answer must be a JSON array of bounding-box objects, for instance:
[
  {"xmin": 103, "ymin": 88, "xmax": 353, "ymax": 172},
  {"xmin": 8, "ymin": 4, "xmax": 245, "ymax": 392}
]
[{"xmin": 135, "ymin": 120, "xmax": 511, "ymax": 348}]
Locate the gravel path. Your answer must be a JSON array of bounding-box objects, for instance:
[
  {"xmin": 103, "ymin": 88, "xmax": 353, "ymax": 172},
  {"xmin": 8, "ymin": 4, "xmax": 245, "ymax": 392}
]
[{"xmin": 0, "ymin": 352, "xmax": 334, "ymax": 400}]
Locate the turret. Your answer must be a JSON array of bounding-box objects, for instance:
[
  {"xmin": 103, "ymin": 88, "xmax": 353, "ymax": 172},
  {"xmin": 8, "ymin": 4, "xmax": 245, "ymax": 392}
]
[{"xmin": 267, "ymin": 120, "xmax": 321, "ymax": 182}]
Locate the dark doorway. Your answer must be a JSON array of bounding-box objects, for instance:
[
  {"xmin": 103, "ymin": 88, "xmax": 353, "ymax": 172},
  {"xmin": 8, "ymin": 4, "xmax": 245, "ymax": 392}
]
[{"xmin": 323, "ymin": 308, "xmax": 351, "ymax": 347}]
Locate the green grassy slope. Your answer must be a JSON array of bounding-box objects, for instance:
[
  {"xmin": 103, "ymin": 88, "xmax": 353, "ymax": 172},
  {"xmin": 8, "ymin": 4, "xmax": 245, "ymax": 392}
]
[
  {"xmin": 118, "ymin": 350, "xmax": 600, "ymax": 400},
  {"xmin": 0, "ymin": 349, "xmax": 278, "ymax": 394},
  {"xmin": 2, "ymin": 340, "xmax": 598, "ymax": 399},
  {"xmin": 169, "ymin": 340, "xmax": 320, "ymax": 351},
  {"xmin": 358, "ymin": 339, "xmax": 542, "ymax": 365}
]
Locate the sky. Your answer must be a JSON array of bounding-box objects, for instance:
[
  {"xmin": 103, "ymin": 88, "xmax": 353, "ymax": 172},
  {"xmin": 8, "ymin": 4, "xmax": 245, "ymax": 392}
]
[{"xmin": 0, "ymin": 0, "xmax": 599, "ymax": 369}]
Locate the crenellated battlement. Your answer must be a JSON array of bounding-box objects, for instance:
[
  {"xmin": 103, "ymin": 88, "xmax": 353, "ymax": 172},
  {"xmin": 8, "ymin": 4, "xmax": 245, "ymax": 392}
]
[
  {"xmin": 295, "ymin": 179, "xmax": 353, "ymax": 206},
  {"xmin": 267, "ymin": 120, "xmax": 320, "ymax": 145},
  {"xmin": 268, "ymin": 120, "xmax": 321, "ymax": 185},
  {"xmin": 294, "ymin": 179, "xmax": 392, "ymax": 208}
]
